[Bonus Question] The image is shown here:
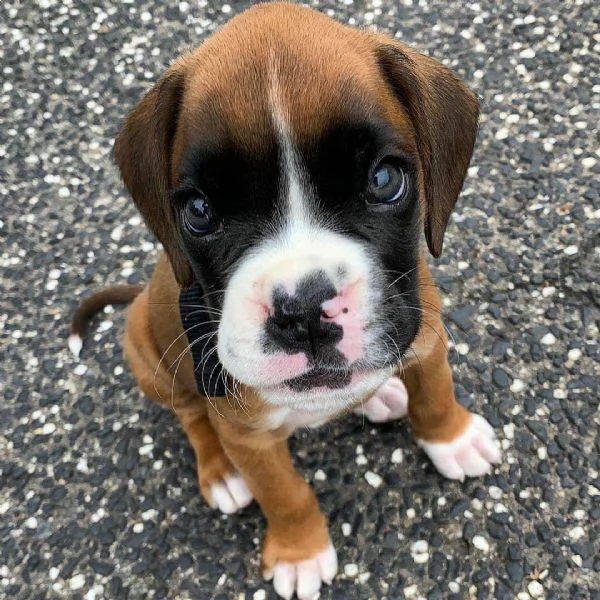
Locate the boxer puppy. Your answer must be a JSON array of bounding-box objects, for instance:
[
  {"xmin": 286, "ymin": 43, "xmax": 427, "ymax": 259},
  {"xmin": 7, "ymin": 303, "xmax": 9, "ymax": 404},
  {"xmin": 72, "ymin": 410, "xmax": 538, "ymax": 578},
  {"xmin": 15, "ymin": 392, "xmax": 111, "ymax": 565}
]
[{"xmin": 70, "ymin": 4, "xmax": 501, "ymax": 598}]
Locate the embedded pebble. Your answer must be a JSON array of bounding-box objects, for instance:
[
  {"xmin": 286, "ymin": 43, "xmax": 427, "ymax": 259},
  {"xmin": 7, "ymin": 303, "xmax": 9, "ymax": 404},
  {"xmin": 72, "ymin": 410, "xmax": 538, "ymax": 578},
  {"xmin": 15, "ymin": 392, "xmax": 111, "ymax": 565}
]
[
  {"xmin": 472, "ymin": 536, "xmax": 490, "ymax": 552},
  {"xmin": 69, "ymin": 575, "xmax": 86, "ymax": 591},
  {"xmin": 314, "ymin": 469, "xmax": 326, "ymax": 481},
  {"xmin": 364, "ymin": 471, "xmax": 383, "ymax": 489},
  {"xmin": 391, "ymin": 448, "xmax": 403, "ymax": 464},
  {"xmin": 528, "ymin": 580, "xmax": 544, "ymax": 598}
]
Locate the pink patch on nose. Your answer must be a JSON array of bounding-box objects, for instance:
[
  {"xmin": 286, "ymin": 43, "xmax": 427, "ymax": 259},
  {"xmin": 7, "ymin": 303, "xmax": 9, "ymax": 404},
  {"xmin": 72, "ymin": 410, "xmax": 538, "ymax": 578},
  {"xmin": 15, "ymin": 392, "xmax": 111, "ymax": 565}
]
[
  {"xmin": 261, "ymin": 353, "xmax": 309, "ymax": 383},
  {"xmin": 321, "ymin": 282, "xmax": 364, "ymax": 364}
]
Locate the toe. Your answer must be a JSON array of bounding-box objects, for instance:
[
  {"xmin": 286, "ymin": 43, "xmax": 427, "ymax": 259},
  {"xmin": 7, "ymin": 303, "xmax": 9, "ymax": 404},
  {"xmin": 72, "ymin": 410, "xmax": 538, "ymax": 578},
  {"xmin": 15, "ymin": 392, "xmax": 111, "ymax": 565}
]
[
  {"xmin": 473, "ymin": 433, "xmax": 502, "ymax": 464},
  {"xmin": 273, "ymin": 563, "xmax": 296, "ymax": 600},
  {"xmin": 209, "ymin": 473, "xmax": 253, "ymax": 514},
  {"xmin": 455, "ymin": 444, "xmax": 492, "ymax": 477},
  {"xmin": 317, "ymin": 543, "xmax": 338, "ymax": 584},
  {"xmin": 296, "ymin": 559, "xmax": 322, "ymax": 599},
  {"xmin": 209, "ymin": 482, "xmax": 237, "ymax": 514},
  {"xmin": 357, "ymin": 395, "xmax": 391, "ymax": 422},
  {"xmin": 224, "ymin": 474, "xmax": 253, "ymax": 508}
]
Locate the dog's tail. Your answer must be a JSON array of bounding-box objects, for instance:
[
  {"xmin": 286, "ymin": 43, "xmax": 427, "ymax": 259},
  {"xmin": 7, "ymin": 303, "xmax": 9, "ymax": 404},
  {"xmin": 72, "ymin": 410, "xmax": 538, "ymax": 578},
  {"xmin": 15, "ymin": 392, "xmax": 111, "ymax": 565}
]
[{"xmin": 69, "ymin": 284, "xmax": 145, "ymax": 358}]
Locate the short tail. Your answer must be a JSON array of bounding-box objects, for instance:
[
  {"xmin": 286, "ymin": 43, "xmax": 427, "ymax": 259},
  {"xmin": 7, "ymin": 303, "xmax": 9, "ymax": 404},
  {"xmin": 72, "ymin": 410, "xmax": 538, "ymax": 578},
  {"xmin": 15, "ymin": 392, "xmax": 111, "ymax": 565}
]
[{"xmin": 69, "ymin": 284, "xmax": 145, "ymax": 358}]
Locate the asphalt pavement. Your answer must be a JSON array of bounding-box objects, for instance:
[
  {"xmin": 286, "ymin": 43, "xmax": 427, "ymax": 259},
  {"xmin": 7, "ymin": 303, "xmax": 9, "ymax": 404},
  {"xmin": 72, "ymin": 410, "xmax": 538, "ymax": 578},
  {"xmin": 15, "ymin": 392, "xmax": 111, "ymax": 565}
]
[{"xmin": 1, "ymin": 0, "xmax": 599, "ymax": 598}]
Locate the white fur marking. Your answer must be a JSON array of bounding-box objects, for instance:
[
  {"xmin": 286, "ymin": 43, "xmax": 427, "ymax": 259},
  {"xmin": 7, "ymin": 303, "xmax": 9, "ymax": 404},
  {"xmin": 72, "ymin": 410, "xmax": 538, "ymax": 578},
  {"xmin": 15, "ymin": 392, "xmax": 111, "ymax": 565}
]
[
  {"xmin": 355, "ymin": 376, "xmax": 409, "ymax": 422},
  {"xmin": 209, "ymin": 474, "xmax": 253, "ymax": 514},
  {"xmin": 68, "ymin": 334, "xmax": 82, "ymax": 359},
  {"xmin": 417, "ymin": 413, "xmax": 502, "ymax": 481},
  {"xmin": 267, "ymin": 542, "xmax": 337, "ymax": 600}
]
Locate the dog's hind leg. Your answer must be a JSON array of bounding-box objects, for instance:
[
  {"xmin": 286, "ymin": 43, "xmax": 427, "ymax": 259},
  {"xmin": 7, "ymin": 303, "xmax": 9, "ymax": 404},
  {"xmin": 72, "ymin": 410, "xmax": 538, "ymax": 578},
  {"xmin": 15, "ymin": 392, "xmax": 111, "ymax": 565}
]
[{"xmin": 123, "ymin": 288, "xmax": 253, "ymax": 513}]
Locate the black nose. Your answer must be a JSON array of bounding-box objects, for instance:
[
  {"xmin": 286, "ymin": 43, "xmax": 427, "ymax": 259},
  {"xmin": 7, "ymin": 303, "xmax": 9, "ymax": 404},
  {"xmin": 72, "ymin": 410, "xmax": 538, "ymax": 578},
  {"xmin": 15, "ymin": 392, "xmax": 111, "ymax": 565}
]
[{"xmin": 265, "ymin": 271, "xmax": 342, "ymax": 355}]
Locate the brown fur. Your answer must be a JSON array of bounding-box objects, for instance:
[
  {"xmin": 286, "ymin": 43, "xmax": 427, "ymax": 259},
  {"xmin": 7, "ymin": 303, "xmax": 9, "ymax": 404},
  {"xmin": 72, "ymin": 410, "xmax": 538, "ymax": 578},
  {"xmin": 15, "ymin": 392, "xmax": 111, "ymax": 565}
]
[{"xmin": 107, "ymin": 1, "xmax": 479, "ymax": 584}]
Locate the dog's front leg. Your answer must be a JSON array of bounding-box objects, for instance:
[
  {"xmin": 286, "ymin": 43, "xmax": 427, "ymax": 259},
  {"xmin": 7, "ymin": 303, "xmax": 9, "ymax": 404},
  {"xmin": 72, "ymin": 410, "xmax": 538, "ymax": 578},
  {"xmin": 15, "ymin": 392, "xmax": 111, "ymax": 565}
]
[
  {"xmin": 403, "ymin": 260, "xmax": 501, "ymax": 480},
  {"xmin": 210, "ymin": 413, "xmax": 337, "ymax": 600}
]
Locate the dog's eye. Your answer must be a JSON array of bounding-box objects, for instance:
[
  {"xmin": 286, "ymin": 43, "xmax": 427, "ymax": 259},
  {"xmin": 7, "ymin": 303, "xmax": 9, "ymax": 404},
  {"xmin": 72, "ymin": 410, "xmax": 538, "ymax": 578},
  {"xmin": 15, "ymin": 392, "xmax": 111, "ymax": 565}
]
[
  {"xmin": 183, "ymin": 196, "xmax": 216, "ymax": 236},
  {"xmin": 368, "ymin": 162, "xmax": 409, "ymax": 205}
]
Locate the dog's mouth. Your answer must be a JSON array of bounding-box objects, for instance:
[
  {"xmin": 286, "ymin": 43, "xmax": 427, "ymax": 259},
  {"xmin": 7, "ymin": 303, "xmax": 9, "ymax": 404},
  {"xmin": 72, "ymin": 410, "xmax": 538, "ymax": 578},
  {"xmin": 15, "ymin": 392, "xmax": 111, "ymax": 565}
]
[{"xmin": 284, "ymin": 365, "xmax": 353, "ymax": 392}]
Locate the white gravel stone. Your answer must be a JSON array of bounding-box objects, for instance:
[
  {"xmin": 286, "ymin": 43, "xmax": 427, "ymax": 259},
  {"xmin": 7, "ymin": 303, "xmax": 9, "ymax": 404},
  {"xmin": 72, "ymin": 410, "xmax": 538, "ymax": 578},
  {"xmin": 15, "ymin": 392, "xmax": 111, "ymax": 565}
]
[
  {"xmin": 391, "ymin": 448, "xmax": 403, "ymax": 464},
  {"xmin": 139, "ymin": 444, "xmax": 154, "ymax": 456},
  {"xmin": 563, "ymin": 245, "xmax": 578, "ymax": 256},
  {"xmin": 133, "ymin": 522, "xmax": 144, "ymax": 533},
  {"xmin": 488, "ymin": 486, "xmax": 503, "ymax": 499},
  {"xmin": 410, "ymin": 540, "xmax": 428, "ymax": 554},
  {"xmin": 41, "ymin": 423, "xmax": 56, "ymax": 435},
  {"xmin": 69, "ymin": 574, "xmax": 86, "ymax": 591},
  {"xmin": 528, "ymin": 580, "xmax": 544, "ymax": 598},
  {"xmin": 314, "ymin": 469, "xmax": 326, "ymax": 481},
  {"xmin": 24, "ymin": 517, "xmax": 38, "ymax": 529},
  {"xmin": 410, "ymin": 540, "xmax": 429, "ymax": 563},
  {"xmin": 344, "ymin": 563, "xmax": 359, "ymax": 577},
  {"xmin": 572, "ymin": 554, "xmax": 583, "ymax": 567},
  {"xmin": 582, "ymin": 156, "xmax": 597, "ymax": 169},
  {"xmin": 567, "ymin": 348, "xmax": 582, "ymax": 361},
  {"xmin": 341, "ymin": 523, "xmax": 352, "ymax": 536},
  {"xmin": 141, "ymin": 509, "xmax": 158, "ymax": 521},
  {"xmin": 540, "ymin": 332, "xmax": 556, "ymax": 345},
  {"xmin": 74, "ymin": 364, "xmax": 88, "ymax": 375},
  {"xmin": 253, "ymin": 591, "xmax": 266, "ymax": 600},
  {"xmin": 510, "ymin": 379, "xmax": 525, "ymax": 393},
  {"xmin": 364, "ymin": 471, "xmax": 383, "ymax": 488},
  {"xmin": 569, "ymin": 526, "xmax": 585, "ymax": 540},
  {"xmin": 472, "ymin": 535, "xmax": 490, "ymax": 552}
]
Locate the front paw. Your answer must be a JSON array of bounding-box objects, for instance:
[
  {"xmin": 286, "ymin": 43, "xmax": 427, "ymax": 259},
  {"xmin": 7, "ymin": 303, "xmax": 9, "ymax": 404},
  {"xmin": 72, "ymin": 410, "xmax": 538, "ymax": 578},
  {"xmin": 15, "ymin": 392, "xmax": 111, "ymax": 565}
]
[
  {"xmin": 417, "ymin": 413, "xmax": 501, "ymax": 481},
  {"xmin": 262, "ymin": 529, "xmax": 337, "ymax": 600},
  {"xmin": 354, "ymin": 375, "xmax": 408, "ymax": 423}
]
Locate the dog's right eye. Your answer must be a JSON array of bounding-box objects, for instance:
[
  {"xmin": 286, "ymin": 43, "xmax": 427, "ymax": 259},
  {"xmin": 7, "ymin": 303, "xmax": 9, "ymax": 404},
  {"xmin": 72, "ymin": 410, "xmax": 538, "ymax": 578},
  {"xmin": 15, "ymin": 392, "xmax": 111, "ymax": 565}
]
[{"xmin": 183, "ymin": 196, "xmax": 217, "ymax": 236}]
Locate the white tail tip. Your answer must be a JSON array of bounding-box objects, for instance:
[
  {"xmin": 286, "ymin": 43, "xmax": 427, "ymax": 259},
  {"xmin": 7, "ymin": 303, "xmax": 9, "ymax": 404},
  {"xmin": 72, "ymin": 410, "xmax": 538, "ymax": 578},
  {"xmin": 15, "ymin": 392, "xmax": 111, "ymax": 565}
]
[{"xmin": 68, "ymin": 334, "xmax": 82, "ymax": 359}]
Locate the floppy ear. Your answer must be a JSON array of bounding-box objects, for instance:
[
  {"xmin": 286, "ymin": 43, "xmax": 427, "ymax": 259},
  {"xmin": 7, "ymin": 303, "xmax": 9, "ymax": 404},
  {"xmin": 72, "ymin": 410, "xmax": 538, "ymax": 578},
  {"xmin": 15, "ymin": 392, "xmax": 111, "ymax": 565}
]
[
  {"xmin": 375, "ymin": 40, "xmax": 479, "ymax": 257},
  {"xmin": 114, "ymin": 61, "xmax": 193, "ymax": 287}
]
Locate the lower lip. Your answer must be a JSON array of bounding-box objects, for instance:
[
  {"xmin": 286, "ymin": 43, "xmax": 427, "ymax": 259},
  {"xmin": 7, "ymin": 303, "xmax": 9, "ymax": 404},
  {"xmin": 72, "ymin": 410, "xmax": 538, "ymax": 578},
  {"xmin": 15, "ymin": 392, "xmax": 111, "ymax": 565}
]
[{"xmin": 268, "ymin": 370, "xmax": 368, "ymax": 396}]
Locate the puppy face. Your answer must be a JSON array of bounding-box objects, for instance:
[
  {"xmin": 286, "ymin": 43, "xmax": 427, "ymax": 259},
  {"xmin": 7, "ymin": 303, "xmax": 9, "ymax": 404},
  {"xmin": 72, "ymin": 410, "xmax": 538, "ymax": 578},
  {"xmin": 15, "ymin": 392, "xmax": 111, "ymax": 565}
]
[{"xmin": 115, "ymin": 3, "xmax": 478, "ymax": 411}]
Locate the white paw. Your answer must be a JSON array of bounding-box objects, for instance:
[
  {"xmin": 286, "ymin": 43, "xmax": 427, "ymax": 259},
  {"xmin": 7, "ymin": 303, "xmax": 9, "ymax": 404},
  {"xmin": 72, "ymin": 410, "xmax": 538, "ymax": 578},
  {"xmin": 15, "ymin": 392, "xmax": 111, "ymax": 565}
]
[
  {"xmin": 208, "ymin": 473, "xmax": 253, "ymax": 514},
  {"xmin": 264, "ymin": 543, "xmax": 338, "ymax": 600},
  {"xmin": 355, "ymin": 376, "xmax": 408, "ymax": 423},
  {"xmin": 417, "ymin": 413, "xmax": 501, "ymax": 481}
]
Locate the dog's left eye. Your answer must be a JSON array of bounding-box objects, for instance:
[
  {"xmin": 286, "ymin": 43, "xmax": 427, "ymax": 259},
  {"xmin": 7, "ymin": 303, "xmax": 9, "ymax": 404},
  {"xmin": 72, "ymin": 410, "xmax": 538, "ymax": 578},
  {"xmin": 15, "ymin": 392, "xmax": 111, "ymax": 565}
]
[
  {"xmin": 368, "ymin": 162, "xmax": 409, "ymax": 205},
  {"xmin": 183, "ymin": 196, "xmax": 217, "ymax": 236}
]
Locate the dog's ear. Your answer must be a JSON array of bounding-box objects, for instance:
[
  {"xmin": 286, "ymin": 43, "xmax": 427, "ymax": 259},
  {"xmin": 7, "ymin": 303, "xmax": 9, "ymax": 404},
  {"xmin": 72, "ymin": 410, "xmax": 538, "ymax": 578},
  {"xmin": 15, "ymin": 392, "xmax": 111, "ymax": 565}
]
[
  {"xmin": 375, "ymin": 39, "xmax": 479, "ymax": 257},
  {"xmin": 114, "ymin": 61, "xmax": 193, "ymax": 287}
]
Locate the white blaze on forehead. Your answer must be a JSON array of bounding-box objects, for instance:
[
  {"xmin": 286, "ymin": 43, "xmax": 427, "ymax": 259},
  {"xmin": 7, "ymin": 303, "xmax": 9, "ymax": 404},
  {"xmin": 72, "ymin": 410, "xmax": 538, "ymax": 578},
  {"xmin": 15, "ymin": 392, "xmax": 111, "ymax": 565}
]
[{"xmin": 268, "ymin": 54, "xmax": 313, "ymax": 240}]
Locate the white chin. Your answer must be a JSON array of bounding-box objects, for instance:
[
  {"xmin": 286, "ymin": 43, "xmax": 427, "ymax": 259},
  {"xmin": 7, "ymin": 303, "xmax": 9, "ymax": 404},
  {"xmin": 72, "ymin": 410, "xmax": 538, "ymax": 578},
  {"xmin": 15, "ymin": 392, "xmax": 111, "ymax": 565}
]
[{"xmin": 257, "ymin": 367, "xmax": 393, "ymax": 412}]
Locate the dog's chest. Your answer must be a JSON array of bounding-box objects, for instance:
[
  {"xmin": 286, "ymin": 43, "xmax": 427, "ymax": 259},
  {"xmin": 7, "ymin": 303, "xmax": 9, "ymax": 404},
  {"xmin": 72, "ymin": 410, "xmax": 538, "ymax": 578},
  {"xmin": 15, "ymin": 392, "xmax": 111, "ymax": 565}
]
[{"xmin": 266, "ymin": 407, "xmax": 339, "ymax": 430}]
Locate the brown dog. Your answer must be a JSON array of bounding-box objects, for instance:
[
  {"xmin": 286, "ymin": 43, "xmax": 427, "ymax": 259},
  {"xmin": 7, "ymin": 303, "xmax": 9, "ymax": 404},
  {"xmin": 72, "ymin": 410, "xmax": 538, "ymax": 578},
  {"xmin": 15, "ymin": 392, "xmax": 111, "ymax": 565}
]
[{"xmin": 71, "ymin": 4, "xmax": 501, "ymax": 598}]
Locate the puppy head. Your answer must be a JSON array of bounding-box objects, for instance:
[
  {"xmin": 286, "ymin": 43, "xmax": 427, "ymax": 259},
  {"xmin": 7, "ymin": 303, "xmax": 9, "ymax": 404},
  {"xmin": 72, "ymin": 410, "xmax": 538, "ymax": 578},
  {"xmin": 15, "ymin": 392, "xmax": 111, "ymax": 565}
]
[{"xmin": 115, "ymin": 3, "xmax": 478, "ymax": 411}]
